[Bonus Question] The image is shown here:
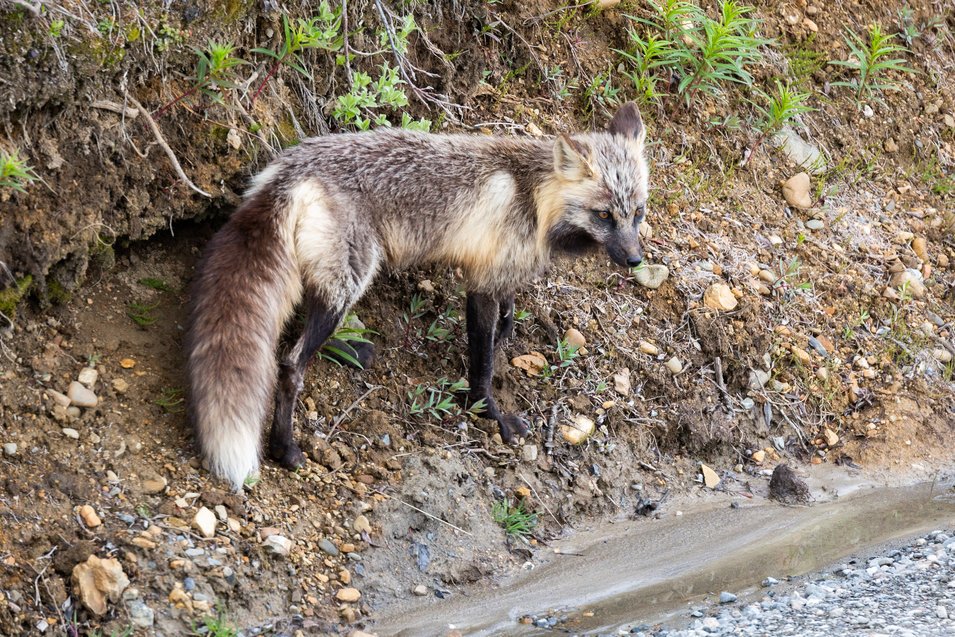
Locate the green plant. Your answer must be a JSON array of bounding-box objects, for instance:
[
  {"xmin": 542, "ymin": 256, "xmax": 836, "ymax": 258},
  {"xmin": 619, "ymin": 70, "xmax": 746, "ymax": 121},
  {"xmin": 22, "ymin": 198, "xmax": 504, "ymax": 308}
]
[
  {"xmin": 830, "ymin": 24, "xmax": 914, "ymax": 100},
  {"xmin": 617, "ymin": 31, "xmax": 670, "ymax": 103},
  {"xmin": 320, "ymin": 313, "xmax": 376, "ymax": 368},
  {"xmin": 155, "ymin": 387, "xmax": 185, "ymax": 413},
  {"xmin": 193, "ymin": 609, "xmax": 238, "ymax": 637},
  {"xmin": 155, "ymin": 20, "xmax": 185, "ymax": 52},
  {"xmin": 138, "ymin": 277, "xmax": 173, "ymax": 292},
  {"xmin": 333, "ymin": 64, "xmax": 431, "ymax": 131},
  {"xmin": 784, "ymin": 34, "xmax": 827, "ymax": 84},
  {"xmin": 514, "ymin": 308, "xmax": 532, "ymax": 323},
  {"xmin": 126, "ymin": 300, "xmax": 158, "ymax": 328},
  {"xmin": 425, "ymin": 307, "xmax": 461, "ymax": 343},
  {"xmin": 154, "ymin": 40, "xmax": 247, "ymax": 118},
  {"xmin": 49, "ymin": 19, "xmax": 65, "ymax": 38},
  {"xmin": 0, "ymin": 149, "xmax": 38, "ymax": 193},
  {"xmin": 407, "ymin": 377, "xmax": 485, "ymax": 421},
  {"xmin": 251, "ymin": 6, "xmax": 343, "ymax": 103},
  {"xmin": 582, "ymin": 70, "xmax": 621, "ymax": 114},
  {"xmin": 541, "ymin": 338, "xmax": 581, "ymax": 379},
  {"xmin": 746, "ymin": 79, "xmax": 813, "ymax": 160},
  {"xmin": 492, "ymin": 498, "xmax": 537, "ymax": 539}
]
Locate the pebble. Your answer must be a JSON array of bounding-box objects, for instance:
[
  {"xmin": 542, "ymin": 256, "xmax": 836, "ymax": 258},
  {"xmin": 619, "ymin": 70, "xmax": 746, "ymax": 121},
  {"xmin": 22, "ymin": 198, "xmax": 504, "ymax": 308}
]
[
  {"xmin": 78, "ymin": 504, "xmax": 102, "ymax": 528},
  {"xmin": 639, "ymin": 341, "xmax": 660, "ymax": 355},
  {"xmin": 319, "ymin": 538, "xmax": 340, "ymax": 557},
  {"xmin": 561, "ymin": 414, "xmax": 595, "ymax": 445},
  {"xmin": 77, "ymin": 367, "xmax": 98, "ymax": 387},
  {"xmin": 62, "ymin": 428, "xmax": 80, "ymax": 439},
  {"xmin": 890, "ymin": 268, "xmax": 926, "ymax": 299},
  {"xmin": 263, "ymin": 534, "xmax": 292, "ymax": 557},
  {"xmin": 353, "ymin": 515, "xmax": 372, "ymax": 534},
  {"xmin": 49, "ymin": 390, "xmax": 71, "ymax": 407},
  {"xmin": 67, "ymin": 381, "xmax": 98, "ymax": 407},
  {"xmin": 773, "ymin": 126, "xmax": 825, "ymax": 174},
  {"xmin": 613, "ymin": 368, "xmax": 631, "ymax": 395},
  {"xmin": 112, "ymin": 378, "xmax": 129, "ymax": 394},
  {"xmin": 336, "ymin": 587, "xmax": 361, "ymax": 603},
  {"xmin": 703, "ymin": 282, "xmax": 738, "ymax": 311},
  {"xmin": 700, "ymin": 463, "xmax": 720, "ymax": 489},
  {"xmin": 720, "ymin": 592, "xmax": 738, "ymax": 604},
  {"xmin": 413, "ymin": 584, "xmax": 428, "ymax": 596},
  {"xmin": 193, "ymin": 507, "xmax": 217, "ymax": 539},
  {"xmin": 666, "ymin": 357, "xmax": 683, "ymax": 374},
  {"xmin": 634, "ymin": 264, "xmax": 670, "ymax": 290},
  {"xmin": 72, "ymin": 555, "xmax": 129, "ymax": 616},
  {"xmin": 2, "ymin": 442, "xmax": 17, "ymax": 456},
  {"xmin": 127, "ymin": 599, "xmax": 154, "ymax": 628},
  {"xmin": 563, "ymin": 328, "xmax": 586, "ymax": 349},
  {"xmin": 912, "ymin": 237, "xmax": 929, "ymax": 262},
  {"xmin": 142, "ymin": 476, "xmax": 167, "ymax": 494},
  {"xmin": 522, "ymin": 444, "xmax": 539, "ymax": 462},
  {"xmin": 782, "ymin": 172, "xmax": 813, "ymax": 209},
  {"xmin": 805, "ymin": 219, "xmax": 824, "ymax": 231}
]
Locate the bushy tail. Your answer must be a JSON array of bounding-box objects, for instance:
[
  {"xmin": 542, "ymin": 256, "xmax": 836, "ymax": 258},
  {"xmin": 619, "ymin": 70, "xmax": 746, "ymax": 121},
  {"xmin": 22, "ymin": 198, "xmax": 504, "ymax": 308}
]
[{"xmin": 185, "ymin": 190, "xmax": 302, "ymax": 491}]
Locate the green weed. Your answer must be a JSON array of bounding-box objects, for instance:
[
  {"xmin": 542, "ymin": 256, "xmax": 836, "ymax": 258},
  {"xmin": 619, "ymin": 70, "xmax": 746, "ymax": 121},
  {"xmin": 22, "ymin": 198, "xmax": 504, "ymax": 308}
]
[
  {"xmin": 332, "ymin": 63, "xmax": 430, "ymax": 131},
  {"xmin": 407, "ymin": 377, "xmax": 484, "ymax": 421},
  {"xmin": 49, "ymin": 19, "xmax": 65, "ymax": 38},
  {"xmin": 137, "ymin": 277, "xmax": 173, "ymax": 292},
  {"xmin": 320, "ymin": 313, "xmax": 376, "ymax": 368},
  {"xmin": 830, "ymin": 24, "xmax": 914, "ymax": 100},
  {"xmin": 492, "ymin": 498, "xmax": 537, "ymax": 539},
  {"xmin": 126, "ymin": 300, "xmax": 159, "ymax": 328},
  {"xmin": 541, "ymin": 338, "xmax": 581, "ymax": 380},
  {"xmin": 154, "ymin": 387, "xmax": 185, "ymax": 414},
  {"xmin": 0, "ymin": 149, "xmax": 38, "ymax": 193},
  {"xmin": 193, "ymin": 609, "xmax": 238, "ymax": 637}
]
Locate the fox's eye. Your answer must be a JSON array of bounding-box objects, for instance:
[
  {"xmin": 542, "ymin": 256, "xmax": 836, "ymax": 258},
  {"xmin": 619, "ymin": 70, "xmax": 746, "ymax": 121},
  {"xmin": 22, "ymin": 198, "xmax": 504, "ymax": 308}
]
[{"xmin": 596, "ymin": 210, "xmax": 610, "ymax": 220}]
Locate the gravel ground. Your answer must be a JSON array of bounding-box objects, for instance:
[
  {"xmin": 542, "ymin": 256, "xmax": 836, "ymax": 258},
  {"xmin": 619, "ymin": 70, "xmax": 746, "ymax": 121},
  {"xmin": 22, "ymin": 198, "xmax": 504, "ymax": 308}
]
[{"xmin": 637, "ymin": 529, "xmax": 955, "ymax": 637}]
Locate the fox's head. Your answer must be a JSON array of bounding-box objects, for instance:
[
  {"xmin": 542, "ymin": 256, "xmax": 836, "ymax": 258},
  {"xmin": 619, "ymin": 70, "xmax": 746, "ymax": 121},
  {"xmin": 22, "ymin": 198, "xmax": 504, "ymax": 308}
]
[{"xmin": 545, "ymin": 102, "xmax": 649, "ymax": 269}]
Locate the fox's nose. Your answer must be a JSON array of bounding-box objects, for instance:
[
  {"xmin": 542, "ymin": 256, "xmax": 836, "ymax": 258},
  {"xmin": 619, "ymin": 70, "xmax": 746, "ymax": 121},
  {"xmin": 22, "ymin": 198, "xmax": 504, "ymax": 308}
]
[{"xmin": 626, "ymin": 255, "xmax": 643, "ymax": 268}]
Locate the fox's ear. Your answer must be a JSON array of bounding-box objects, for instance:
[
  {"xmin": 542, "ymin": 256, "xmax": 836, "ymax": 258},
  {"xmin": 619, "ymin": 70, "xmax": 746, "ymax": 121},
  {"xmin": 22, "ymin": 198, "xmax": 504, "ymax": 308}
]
[
  {"xmin": 554, "ymin": 134, "xmax": 594, "ymax": 181},
  {"xmin": 608, "ymin": 102, "xmax": 645, "ymax": 143}
]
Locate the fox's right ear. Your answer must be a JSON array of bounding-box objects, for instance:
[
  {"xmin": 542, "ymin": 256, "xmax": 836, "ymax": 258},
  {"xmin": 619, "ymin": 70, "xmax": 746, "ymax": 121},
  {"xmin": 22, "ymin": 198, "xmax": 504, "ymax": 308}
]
[
  {"xmin": 608, "ymin": 102, "xmax": 645, "ymax": 144},
  {"xmin": 554, "ymin": 134, "xmax": 594, "ymax": 181}
]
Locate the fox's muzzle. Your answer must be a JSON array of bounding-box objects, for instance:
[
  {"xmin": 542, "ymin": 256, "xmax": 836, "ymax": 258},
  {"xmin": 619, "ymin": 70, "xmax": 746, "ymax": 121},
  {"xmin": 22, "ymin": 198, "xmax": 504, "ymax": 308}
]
[{"xmin": 606, "ymin": 232, "xmax": 643, "ymax": 269}]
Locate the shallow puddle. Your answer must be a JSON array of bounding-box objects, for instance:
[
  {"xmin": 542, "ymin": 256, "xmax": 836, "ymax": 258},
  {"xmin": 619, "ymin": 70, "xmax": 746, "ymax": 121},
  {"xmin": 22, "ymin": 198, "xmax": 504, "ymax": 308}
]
[{"xmin": 374, "ymin": 479, "xmax": 955, "ymax": 636}]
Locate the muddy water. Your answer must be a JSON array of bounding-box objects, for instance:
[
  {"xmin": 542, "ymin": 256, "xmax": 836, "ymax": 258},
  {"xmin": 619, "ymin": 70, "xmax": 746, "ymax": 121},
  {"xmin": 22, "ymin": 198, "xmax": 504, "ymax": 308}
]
[{"xmin": 374, "ymin": 479, "xmax": 955, "ymax": 636}]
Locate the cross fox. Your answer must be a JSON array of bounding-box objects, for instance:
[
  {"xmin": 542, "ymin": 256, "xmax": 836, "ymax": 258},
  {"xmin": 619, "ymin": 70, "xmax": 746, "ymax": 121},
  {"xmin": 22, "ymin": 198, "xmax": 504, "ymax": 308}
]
[{"xmin": 186, "ymin": 102, "xmax": 650, "ymax": 491}]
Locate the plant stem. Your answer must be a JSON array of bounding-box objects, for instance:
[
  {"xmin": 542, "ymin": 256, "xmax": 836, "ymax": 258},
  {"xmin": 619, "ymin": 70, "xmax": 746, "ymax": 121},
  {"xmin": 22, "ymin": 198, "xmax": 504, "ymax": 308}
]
[
  {"xmin": 251, "ymin": 57, "xmax": 286, "ymax": 105},
  {"xmin": 152, "ymin": 84, "xmax": 201, "ymax": 119}
]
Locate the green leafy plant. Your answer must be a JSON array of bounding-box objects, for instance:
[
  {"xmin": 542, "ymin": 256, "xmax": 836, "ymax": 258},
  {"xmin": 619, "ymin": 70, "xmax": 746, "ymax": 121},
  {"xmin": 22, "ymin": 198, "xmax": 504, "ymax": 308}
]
[
  {"xmin": 541, "ymin": 338, "xmax": 581, "ymax": 379},
  {"xmin": 0, "ymin": 149, "xmax": 38, "ymax": 193},
  {"xmin": 154, "ymin": 387, "xmax": 185, "ymax": 414},
  {"xmin": 830, "ymin": 24, "xmax": 914, "ymax": 100},
  {"xmin": 582, "ymin": 70, "xmax": 621, "ymax": 115},
  {"xmin": 407, "ymin": 377, "xmax": 484, "ymax": 421},
  {"xmin": 617, "ymin": 31, "xmax": 671, "ymax": 103},
  {"xmin": 333, "ymin": 63, "xmax": 431, "ymax": 131},
  {"xmin": 492, "ymin": 498, "xmax": 537, "ymax": 539},
  {"xmin": 251, "ymin": 6, "xmax": 343, "ymax": 103},
  {"xmin": 154, "ymin": 40, "xmax": 247, "ymax": 118},
  {"xmin": 126, "ymin": 300, "xmax": 159, "ymax": 328},
  {"xmin": 193, "ymin": 608, "xmax": 238, "ymax": 637},
  {"xmin": 49, "ymin": 19, "xmax": 65, "ymax": 38},
  {"xmin": 138, "ymin": 277, "xmax": 173, "ymax": 292},
  {"xmin": 746, "ymin": 79, "xmax": 813, "ymax": 160},
  {"xmin": 320, "ymin": 313, "xmax": 376, "ymax": 368}
]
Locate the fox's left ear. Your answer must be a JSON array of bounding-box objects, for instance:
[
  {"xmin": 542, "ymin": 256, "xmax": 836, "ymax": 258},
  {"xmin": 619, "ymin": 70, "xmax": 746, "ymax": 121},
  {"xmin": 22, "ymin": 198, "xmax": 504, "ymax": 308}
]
[{"xmin": 608, "ymin": 102, "xmax": 645, "ymax": 144}]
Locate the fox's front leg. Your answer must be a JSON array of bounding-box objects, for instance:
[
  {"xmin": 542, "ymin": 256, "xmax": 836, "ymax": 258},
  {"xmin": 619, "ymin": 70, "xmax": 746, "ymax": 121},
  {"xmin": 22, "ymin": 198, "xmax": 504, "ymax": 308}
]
[
  {"xmin": 496, "ymin": 295, "xmax": 515, "ymax": 342},
  {"xmin": 466, "ymin": 292, "xmax": 530, "ymax": 442}
]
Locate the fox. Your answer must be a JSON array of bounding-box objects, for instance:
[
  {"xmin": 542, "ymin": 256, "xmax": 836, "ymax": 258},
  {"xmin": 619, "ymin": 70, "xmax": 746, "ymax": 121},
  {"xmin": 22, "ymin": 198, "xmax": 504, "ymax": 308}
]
[{"xmin": 185, "ymin": 102, "xmax": 650, "ymax": 491}]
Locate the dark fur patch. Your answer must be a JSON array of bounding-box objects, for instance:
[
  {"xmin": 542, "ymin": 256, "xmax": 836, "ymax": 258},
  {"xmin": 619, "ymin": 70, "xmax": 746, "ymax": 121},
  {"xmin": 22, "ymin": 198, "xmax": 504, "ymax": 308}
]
[
  {"xmin": 547, "ymin": 220, "xmax": 599, "ymax": 254},
  {"xmin": 608, "ymin": 102, "xmax": 644, "ymax": 139}
]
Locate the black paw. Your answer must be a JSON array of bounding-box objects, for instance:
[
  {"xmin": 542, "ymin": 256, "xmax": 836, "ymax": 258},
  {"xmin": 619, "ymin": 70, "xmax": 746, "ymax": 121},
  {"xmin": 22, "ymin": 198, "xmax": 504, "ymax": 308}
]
[
  {"xmin": 498, "ymin": 413, "xmax": 530, "ymax": 443},
  {"xmin": 324, "ymin": 339, "xmax": 376, "ymax": 369},
  {"xmin": 269, "ymin": 440, "xmax": 306, "ymax": 470}
]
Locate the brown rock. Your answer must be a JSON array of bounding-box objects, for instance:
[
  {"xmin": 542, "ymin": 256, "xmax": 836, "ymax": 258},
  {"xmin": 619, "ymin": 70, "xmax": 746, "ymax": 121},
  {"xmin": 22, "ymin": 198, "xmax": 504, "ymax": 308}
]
[
  {"xmin": 912, "ymin": 237, "xmax": 928, "ymax": 262},
  {"xmin": 336, "ymin": 587, "xmax": 361, "ymax": 602},
  {"xmin": 782, "ymin": 172, "xmax": 813, "ymax": 209},
  {"xmin": 700, "ymin": 463, "xmax": 720, "ymax": 489},
  {"xmin": 71, "ymin": 555, "xmax": 129, "ymax": 615},
  {"xmin": 563, "ymin": 328, "xmax": 586, "ymax": 350},
  {"xmin": 703, "ymin": 282, "xmax": 738, "ymax": 311},
  {"xmin": 768, "ymin": 464, "xmax": 810, "ymax": 505},
  {"xmin": 77, "ymin": 505, "xmax": 102, "ymax": 528}
]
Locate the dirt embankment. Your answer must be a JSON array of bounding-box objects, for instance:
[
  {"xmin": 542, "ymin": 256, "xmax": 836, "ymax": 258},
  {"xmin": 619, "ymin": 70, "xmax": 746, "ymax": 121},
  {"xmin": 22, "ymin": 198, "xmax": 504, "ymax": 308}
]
[{"xmin": 0, "ymin": 0, "xmax": 954, "ymax": 636}]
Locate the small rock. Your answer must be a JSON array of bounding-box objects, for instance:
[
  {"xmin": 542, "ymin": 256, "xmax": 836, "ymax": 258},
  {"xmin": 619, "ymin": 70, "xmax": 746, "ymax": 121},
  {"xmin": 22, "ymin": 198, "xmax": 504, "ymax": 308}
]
[
  {"xmin": 2, "ymin": 442, "xmax": 17, "ymax": 456},
  {"xmin": 719, "ymin": 591, "xmax": 737, "ymax": 604},
  {"xmin": 769, "ymin": 464, "xmax": 810, "ymax": 505},
  {"xmin": 805, "ymin": 219, "xmax": 824, "ymax": 231},
  {"xmin": 226, "ymin": 128, "xmax": 242, "ymax": 150},
  {"xmin": 78, "ymin": 505, "xmax": 102, "ymax": 528},
  {"xmin": 791, "ymin": 346, "xmax": 812, "ymax": 366},
  {"xmin": 49, "ymin": 390, "xmax": 71, "ymax": 407},
  {"xmin": 563, "ymin": 328, "xmax": 586, "ymax": 349},
  {"xmin": 112, "ymin": 378, "xmax": 129, "ymax": 394},
  {"xmin": 353, "ymin": 515, "xmax": 372, "ymax": 534},
  {"xmin": 526, "ymin": 122, "xmax": 544, "ymax": 137},
  {"xmin": 561, "ymin": 415, "xmax": 595, "ymax": 445},
  {"xmin": 263, "ymin": 534, "xmax": 292, "ymax": 557},
  {"xmin": 127, "ymin": 599, "xmax": 155, "ymax": 628},
  {"xmin": 884, "ymin": 138, "xmax": 898, "ymax": 153},
  {"xmin": 762, "ymin": 577, "xmax": 779, "ymax": 587},
  {"xmin": 782, "ymin": 172, "xmax": 812, "ymax": 209},
  {"xmin": 634, "ymin": 264, "xmax": 669, "ymax": 290},
  {"xmin": 319, "ymin": 538, "xmax": 340, "ymax": 557},
  {"xmin": 214, "ymin": 505, "xmax": 228, "ymax": 522},
  {"xmin": 336, "ymin": 587, "xmax": 361, "ymax": 603},
  {"xmin": 638, "ymin": 341, "xmax": 660, "ymax": 356},
  {"xmin": 912, "ymin": 237, "xmax": 928, "ymax": 262},
  {"xmin": 62, "ymin": 428, "xmax": 80, "ymax": 439},
  {"xmin": 822, "ymin": 427, "xmax": 839, "ymax": 447},
  {"xmin": 613, "ymin": 368, "xmax": 631, "ymax": 395},
  {"xmin": 193, "ymin": 507, "xmax": 217, "ymax": 539},
  {"xmin": 596, "ymin": 0, "xmax": 621, "ymax": 9},
  {"xmin": 67, "ymin": 381, "xmax": 98, "ymax": 408},
  {"xmin": 417, "ymin": 279, "xmax": 435, "ymax": 293},
  {"xmin": 72, "ymin": 555, "xmax": 129, "ymax": 616},
  {"xmin": 77, "ymin": 367, "xmax": 98, "ymax": 388},
  {"xmin": 748, "ymin": 369, "xmax": 770, "ymax": 390},
  {"xmin": 700, "ymin": 463, "xmax": 720, "ymax": 489},
  {"xmin": 703, "ymin": 282, "xmax": 738, "ymax": 311},
  {"xmin": 933, "ymin": 349, "xmax": 953, "ymax": 364},
  {"xmin": 522, "ymin": 444, "xmax": 539, "ymax": 462},
  {"xmin": 665, "ymin": 357, "xmax": 683, "ymax": 374},
  {"xmin": 413, "ymin": 584, "xmax": 428, "ymax": 596},
  {"xmin": 751, "ymin": 450, "xmax": 766, "ymax": 463},
  {"xmin": 890, "ymin": 268, "xmax": 926, "ymax": 299},
  {"xmin": 511, "ymin": 352, "xmax": 548, "ymax": 376},
  {"xmin": 936, "ymin": 605, "xmax": 948, "ymax": 619},
  {"xmin": 773, "ymin": 127, "xmax": 825, "ymax": 174},
  {"xmin": 141, "ymin": 476, "xmax": 167, "ymax": 495},
  {"xmin": 862, "ymin": 104, "xmax": 874, "ymax": 118},
  {"xmin": 119, "ymin": 358, "xmax": 136, "ymax": 369}
]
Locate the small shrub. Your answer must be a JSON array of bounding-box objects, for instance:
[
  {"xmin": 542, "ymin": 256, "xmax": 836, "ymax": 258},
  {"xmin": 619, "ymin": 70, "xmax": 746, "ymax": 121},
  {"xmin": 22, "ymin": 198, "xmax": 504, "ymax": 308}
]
[
  {"xmin": 830, "ymin": 24, "xmax": 914, "ymax": 100},
  {"xmin": 492, "ymin": 498, "xmax": 537, "ymax": 539},
  {"xmin": 1, "ymin": 149, "xmax": 38, "ymax": 193}
]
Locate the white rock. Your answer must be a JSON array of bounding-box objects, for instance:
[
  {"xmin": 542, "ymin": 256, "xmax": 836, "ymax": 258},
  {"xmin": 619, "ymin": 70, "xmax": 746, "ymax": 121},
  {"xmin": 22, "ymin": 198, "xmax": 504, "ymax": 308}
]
[
  {"xmin": 67, "ymin": 381, "xmax": 98, "ymax": 408},
  {"xmin": 613, "ymin": 368, "xmax": 631, "ymax": 395},
  {"xmin": 773, "ymin": 126, "xmax": 826, "ymax": 174},
  {"xmin": 77, "ymin": 367, "xmax": 99, "ymax": 388},
  {"xmin": 49, "ymin": 390, "xmax": 71, "ymax": 407},
  {"xmin": 522, "ymin": 444, "xmax": 539, "ymax": 462},
  {"xmin": 665, "ymin": 357, "xmax": 683, "ymax": 374},
  {"xmin": 703, "ymin": 282, "xmax": 738, "ymax": 311},
  {"xmin": 214, "ymin": 505, "xmax": 228, "ymax": 522},
  {"xmin": 62, "ymin": 428, "xmax": 80, "ymax": 439},
  {"xmin": 561, "ymin": 415, "xmax": 595, "ymax": 445},
  {"xmin": 700, "ymin": 463, "xmax": 721, "ymax": 488},
  {"xmin": 805, "ymin": 219, "xmax": 824, "ymax": 230},
  {"xmin": 193, "ymin": 507, "xmax": 217, "ymax": 539},
  {"xmin": 634, "ymin": 264, "xmax": 669, "ymax": 290},
  {"xmin": 638, "ymin": 341, "xmax": 660, "ymax": 355},
  {"xmin": 262, "ymin": 534, "xmax": 292, "ymax": 557},
  {"xmin": 2, "ymin": 442, "xmax": 17, "ymax": 456}
]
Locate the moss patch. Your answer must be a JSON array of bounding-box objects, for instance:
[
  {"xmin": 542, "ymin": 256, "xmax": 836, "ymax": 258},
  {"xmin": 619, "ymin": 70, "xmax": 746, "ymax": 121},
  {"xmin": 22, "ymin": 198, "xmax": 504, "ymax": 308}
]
[{"xmin": 0, "ymin": 275, "xmax": 32, "ymax": 318}]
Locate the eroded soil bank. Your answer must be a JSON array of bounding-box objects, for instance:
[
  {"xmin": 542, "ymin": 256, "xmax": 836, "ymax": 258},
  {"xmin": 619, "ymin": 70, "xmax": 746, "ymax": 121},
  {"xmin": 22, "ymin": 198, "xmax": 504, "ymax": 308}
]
[{"xmin": 0, "ymin": 0, "xmax": 953, "ymax": 635}]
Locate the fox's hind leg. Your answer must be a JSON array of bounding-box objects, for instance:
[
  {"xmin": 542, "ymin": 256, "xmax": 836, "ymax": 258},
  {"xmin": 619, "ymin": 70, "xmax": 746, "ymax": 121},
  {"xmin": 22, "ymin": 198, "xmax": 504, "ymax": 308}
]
[
  {"xmin": 496, "ymin": 295, "xmax": 514, "ymax": 342},
  {"xmin": 269, "ymin": 296, "xmax": 343, "ymax": 469},
  {"xmin": 466, "ymin": 291, "xmax": 530, "ymax": 442}
]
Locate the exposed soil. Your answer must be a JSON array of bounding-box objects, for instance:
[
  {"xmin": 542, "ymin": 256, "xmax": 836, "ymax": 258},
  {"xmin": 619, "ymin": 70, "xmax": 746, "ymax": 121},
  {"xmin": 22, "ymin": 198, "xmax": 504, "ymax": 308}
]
[{"xmin": 1, "ymin": 0, "xmax": 954, "ymax": 636}]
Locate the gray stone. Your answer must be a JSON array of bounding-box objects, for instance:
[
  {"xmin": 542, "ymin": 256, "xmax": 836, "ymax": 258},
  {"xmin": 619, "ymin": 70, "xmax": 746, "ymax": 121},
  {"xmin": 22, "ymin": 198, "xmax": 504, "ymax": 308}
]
[
  {"xmin": 126, "ymin": 599, "xmax": 154, "ymax": 628},
  {"xmin": 2, "ymin": 442, "xmax": 17, "ymax": 456},
  {"xmin": 67, "ymin": 381, "xmax": 98, "ymax": 408},
  {"xmin": 318, "ymin": 538, "xmax": 340, "ymax": 557},
  {"xmin": 719, "ymin": 591, "xmax": 737, "ymax": 604},
  {"xmin": 773, "ymin": 126, "xmax": 826, "ymax": 174}
]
